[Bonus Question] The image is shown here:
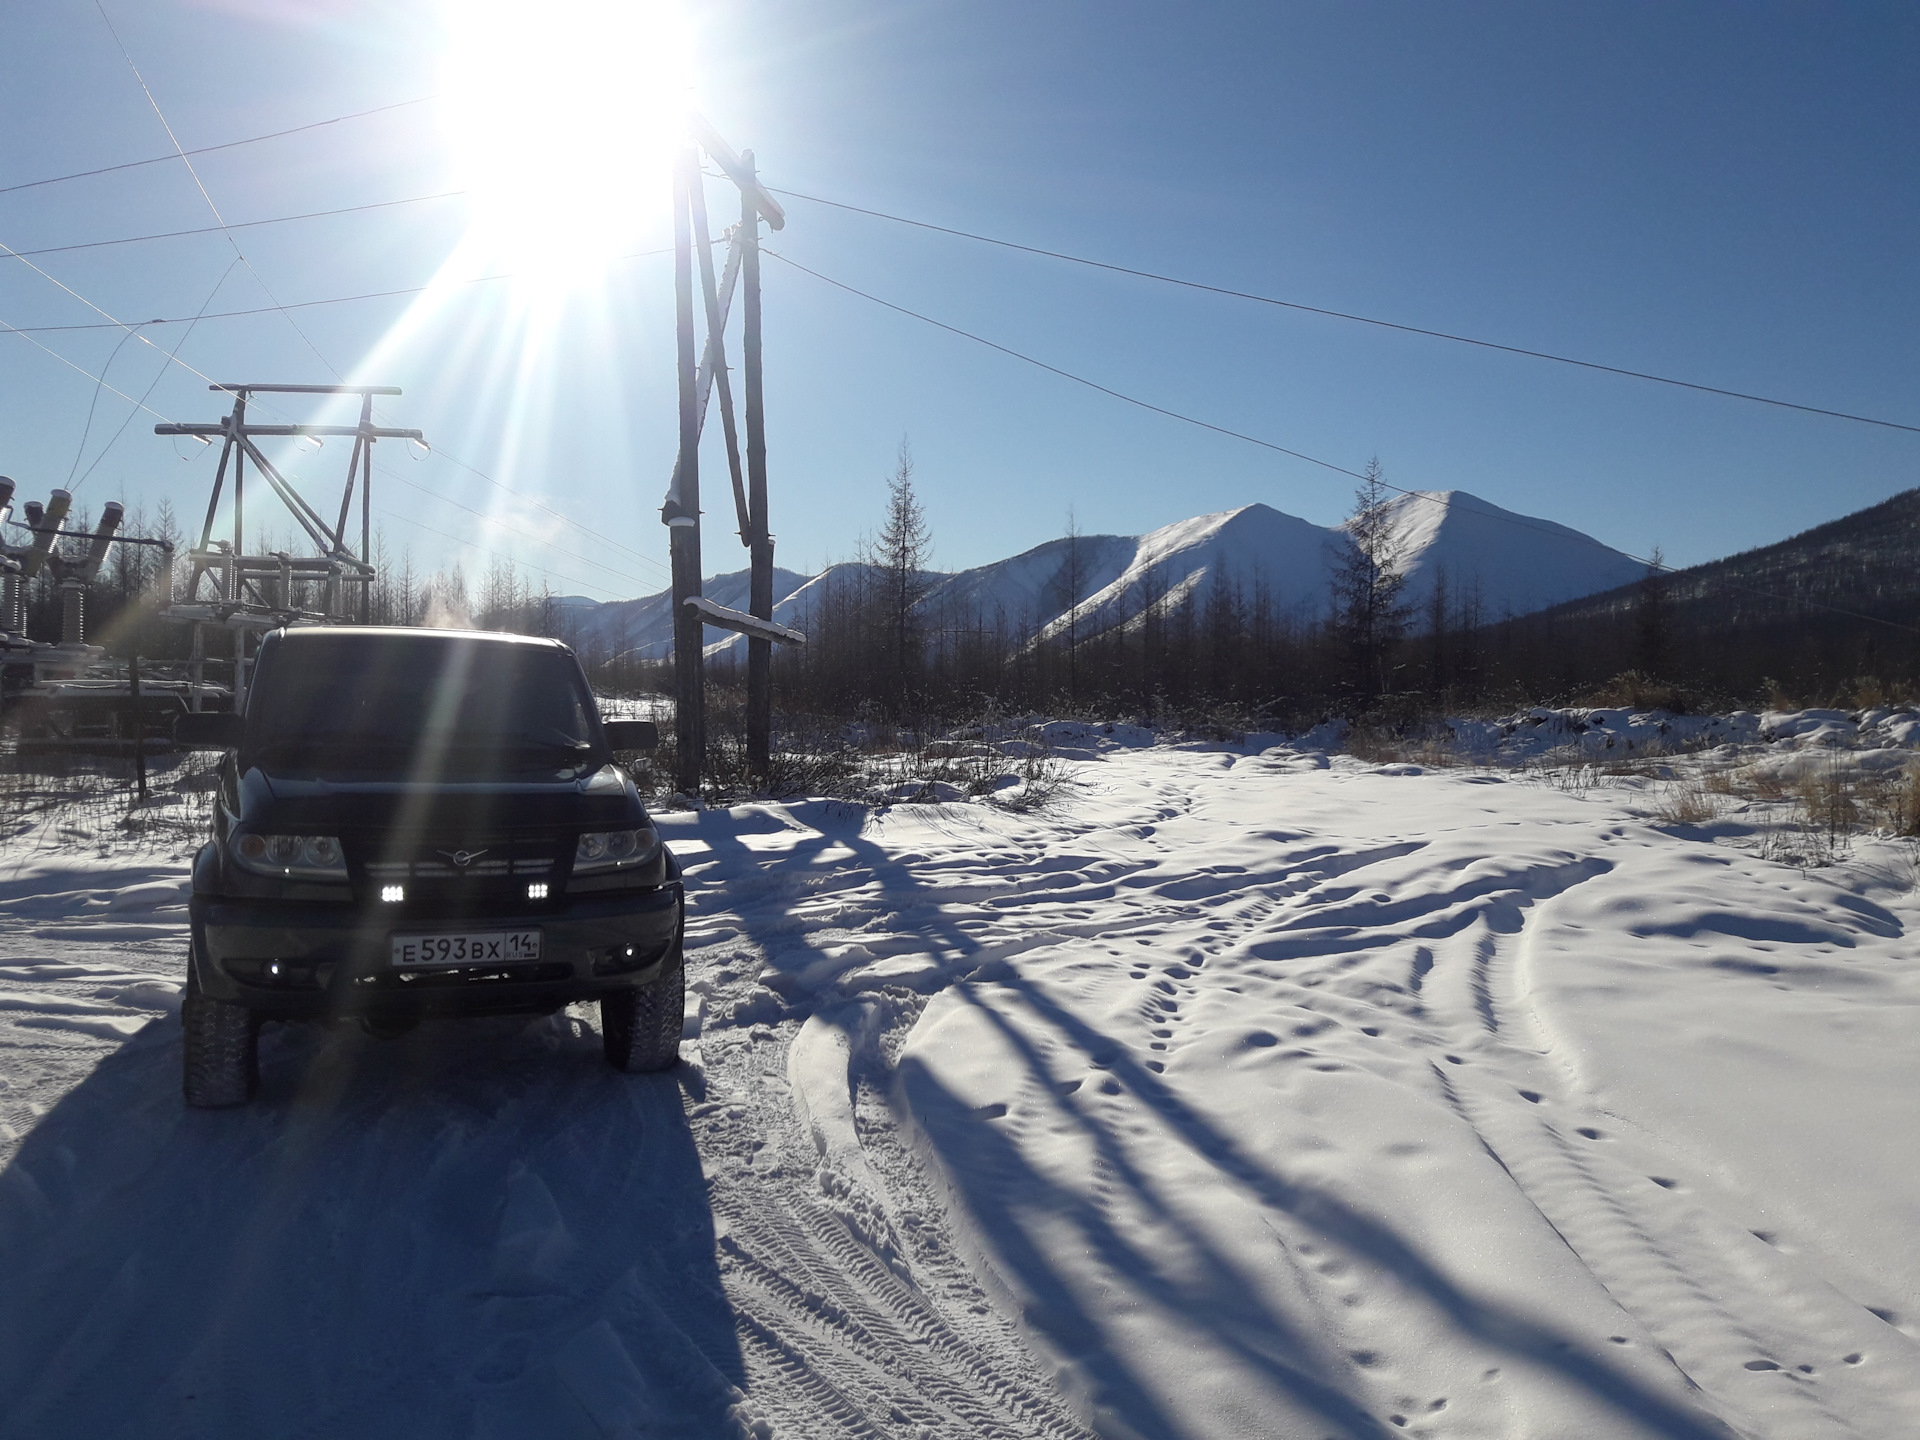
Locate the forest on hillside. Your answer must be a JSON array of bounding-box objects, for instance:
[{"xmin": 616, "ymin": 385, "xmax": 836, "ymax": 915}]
[
  {"xmin": 679, "ymin": 467, "xmax": 1920, "ymax": 726},
  {"xmin": 15, "ymin": 474, "xmax": 1920, "ymax": 743}
]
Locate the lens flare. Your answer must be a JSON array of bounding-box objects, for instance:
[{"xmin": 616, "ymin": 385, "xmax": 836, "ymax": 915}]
[{"xmin": 441, "ymin": 0, "xmax": 690, "ymax": 277}]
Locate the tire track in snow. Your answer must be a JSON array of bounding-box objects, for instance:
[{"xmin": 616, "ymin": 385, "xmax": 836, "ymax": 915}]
[
  {"xmin": 697, "ymin": 1003, "xmax": 1097, "ymax": 1440},
  {"xmin": 1420, "ymin": 851, "xmax": 1920, "ymax": 1438},
  {"xmin": 885, "ymin": 753, "xmax": 1879, "ymax": 1437},
  {"xmin": 11, "ymin": 744, "xmax": 1920, "ymax": 1438}
]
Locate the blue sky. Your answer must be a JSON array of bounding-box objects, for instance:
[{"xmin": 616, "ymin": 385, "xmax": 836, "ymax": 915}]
[{"xmin": 2, "ymin": 1, "xmax": 1916, "ymax": 600}]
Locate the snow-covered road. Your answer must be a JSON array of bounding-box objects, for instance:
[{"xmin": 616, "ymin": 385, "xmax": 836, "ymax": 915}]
[{"xmin": 3, "ymin": 739, "xmax": 1918, "ymax": 1438}]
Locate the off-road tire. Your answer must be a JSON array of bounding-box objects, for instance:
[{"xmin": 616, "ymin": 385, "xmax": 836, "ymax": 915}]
[
  {"xmin": 182, "ymin": 958, "xmax": 260, "ymax": 1107},
  {"xmin": 602, "ymin": 953, "xmax": 684, "ymax": 1073}
]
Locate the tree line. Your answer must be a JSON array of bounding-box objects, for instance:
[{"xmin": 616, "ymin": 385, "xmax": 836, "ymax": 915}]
[
  {"xmin": 711, "ymin": 452, "xmax": 1903, "ymax": 726},
  {"xmin": 730, "ymin": 454, "xmax": 1510, "ymax": 727},
  {"xmin": 20, "ymin": 462, "xmax": 1903, "ymax": 726}
]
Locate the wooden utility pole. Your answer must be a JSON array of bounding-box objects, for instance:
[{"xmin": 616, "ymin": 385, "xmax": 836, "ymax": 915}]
[
  {"xmin": 669, "ymin": 144, "xmax": 706, "ymax": 795},
  {"xmin": 661, "ymin": 118, "xmax": 798, "ymax": 795},
  {"xmin": 742, "ymin": 150, "xmax": 773, "ymax": 780}
]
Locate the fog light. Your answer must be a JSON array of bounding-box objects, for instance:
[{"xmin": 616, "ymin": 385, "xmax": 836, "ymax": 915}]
[
  {"xmin": 527, "ymin": 882, "xmax": 549, "ymax": 900},
  {"xmin": 590, "ymin": 943, "xmax": 647, "ymax": 976},
  {"xmin": 380, "ymin": 884, "xmax": 405, "ymax": 903},
  {"xmin": 266, "ymin": 960, "xmax": 282, "ymax": 978}
]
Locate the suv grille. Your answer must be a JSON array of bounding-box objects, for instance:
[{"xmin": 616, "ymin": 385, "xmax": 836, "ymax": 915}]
[
  {"xmin": 351, "ymin": 833, "xmax": 565, "ymax": 909},
  {"xmin": 363, "ymin": 856, "xmax": 554, "ymax": 880}
]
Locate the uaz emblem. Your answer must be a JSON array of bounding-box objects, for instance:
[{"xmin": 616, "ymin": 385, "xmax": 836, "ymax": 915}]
[{"xmin": 438, "ymin": 848, "xmax": 489, "ymax": 868}]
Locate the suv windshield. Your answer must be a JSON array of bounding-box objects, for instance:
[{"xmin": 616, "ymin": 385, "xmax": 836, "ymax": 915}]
[{"xmin": 244, "ymin": 634, "xmax": 597, "ymax": 779}]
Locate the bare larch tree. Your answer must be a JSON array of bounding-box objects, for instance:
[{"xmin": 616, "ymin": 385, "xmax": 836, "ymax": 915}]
[
  {"xmin": 866, "ymin": 441, "xmax": 934, "ymax": 715},
  {"xmin": 1329, "ymin": 456, "xmax": 1411, "ymax": 698}
]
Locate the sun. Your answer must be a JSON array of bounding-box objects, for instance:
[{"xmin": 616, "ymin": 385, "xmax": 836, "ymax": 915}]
[{"xmin": 441, "ymin": 0, "xmax": 691, "ymax": 276}]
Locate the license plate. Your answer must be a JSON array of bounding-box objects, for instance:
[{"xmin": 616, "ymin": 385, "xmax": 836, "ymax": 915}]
[{"xmin": 390, "ymin": 930, "xmax": 542, "ymax": 967}]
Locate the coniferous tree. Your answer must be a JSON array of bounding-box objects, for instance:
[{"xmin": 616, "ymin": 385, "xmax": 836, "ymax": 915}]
[
  {"xmin": 1329, "ymin": 457, "xmax": 1411, "ymax": 698},
  {"xmin": 1425, "ymin": 565, "xmax": 1451, "ymax": 695},
  {"xmin": 1634, "ymin": 547, "xmax": 1671, "ymax": 677},
  {"xmin": 864, "ymin": 442, "xmax": 934, "ymax": 716},
  {"xmin": 1047, "ymin": 508, "xmax": 1090, "ymax": 707}
]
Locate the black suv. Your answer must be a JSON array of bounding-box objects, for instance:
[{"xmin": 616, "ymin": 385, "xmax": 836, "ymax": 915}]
[{"xmin": 178, "ymin": 627, "xmax": 684, "ymax": 1107}]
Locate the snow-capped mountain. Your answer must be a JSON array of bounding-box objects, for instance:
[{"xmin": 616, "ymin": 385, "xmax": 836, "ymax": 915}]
[
  {"xmin": 956, "ymin": 491, "xmax": 1644, "ymax": 644},
  {"xmin": 1020, "ymin": 503, "xmax": 1341, "ymax": 644},
  {"xmin": 1372, "ymin": 489, "xmax": 1647, "ymax": 618},
  {"xmin": 554, "ymin": 491, "xmax": 1644, "ymax": 658}
]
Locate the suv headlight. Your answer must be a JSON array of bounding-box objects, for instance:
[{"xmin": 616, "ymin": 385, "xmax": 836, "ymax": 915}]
[
  {"xmin": 232, "ymin": 832, "xmax": 348, "ymax": 881},
  {"xmin": 573, "ymin": 824, "xmax": 661, "ymax": 874}
]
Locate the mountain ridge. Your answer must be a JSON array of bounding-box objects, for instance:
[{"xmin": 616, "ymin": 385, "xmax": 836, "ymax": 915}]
[
  {"xmin": 556, "ymin": 489, "xmax": 1647, "ymax": 660},
  {"xmin": 1469, "ymin": 486, "xmax": 1920, "ymax": 700}
]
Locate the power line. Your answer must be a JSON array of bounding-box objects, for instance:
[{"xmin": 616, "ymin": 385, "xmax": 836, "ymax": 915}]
[
  {"xmin": 4, "ymin": 189, "xmax": 466, "ymax": 260},
  {"xmin": 1, "ymin": 279, "xmax": 487, "ymax": 333},
  {"xmin": 0, "ymin": 240, "xmax": 691, "ymax": 333},
  {"xmin": 764, "ymin": 247, "xmax": 1920, "ymax": 638},
  {"xmin": 0, "ymin": 235, "xmax": 252, "ymax": 400},
  {"xmin": 0, "ymin": 95, "xmax": 435, "ymax": 197},
  {"xmin": 3, "ymin": 193, "xmax": 662, "ymax": 603},
  {"xmin": 2, "ymin": 233, "xmax": 672, "ymax": 593},
  {"xmin": 92, "ymin": 0, "xmax": 343, "ymax": 380},
  {"xmin": 63, "ymin": 320, "xmax": 156, "ymax": 484},
  {"xmin": 0, "ymin": 312, "xmax": 174, "ymax": 422},
  {"xmin": 767, "ymin": 247, "xmax": 1360, "ymax": 480},
  {"xmin": 74, "ymin": 258, "xmax": 240, "ymax": 491},
  {"xmin": 771, "ymin": 187, "xmax": 1920, "ymax": 440},
  {"xmin": 52, "ymin": 24, "xmax": 659, "ymax": 602}
]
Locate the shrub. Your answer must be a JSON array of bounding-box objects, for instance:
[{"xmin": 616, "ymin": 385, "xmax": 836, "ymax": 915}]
[{"xmin": 1577, "ymin": 671, "xmax": 1693, "ymax": 714}]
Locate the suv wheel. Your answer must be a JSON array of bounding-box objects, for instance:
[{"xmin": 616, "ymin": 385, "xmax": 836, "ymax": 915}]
[
  {"xmin": 182, "ymin": 955, "xmax": 260, "ymax": 1107},
  {"xmin": 602, "ymin": 951, "xmax": 684, "ymax": 1073}
]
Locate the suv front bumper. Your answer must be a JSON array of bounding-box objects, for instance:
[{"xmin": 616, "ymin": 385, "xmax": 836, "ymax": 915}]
[{"xmin": 190, "ymin": 884, "xmax": 683, "ymax": 1017}]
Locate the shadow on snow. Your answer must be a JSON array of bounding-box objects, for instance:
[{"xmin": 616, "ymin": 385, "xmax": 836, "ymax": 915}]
[
  {"xmin": 694, "ymin": 796, "xmax": 1735, "ymax": 1440},
  {"xmin": 0, "ymin": 1010, "xmax": 743, "ymax": 1440}
]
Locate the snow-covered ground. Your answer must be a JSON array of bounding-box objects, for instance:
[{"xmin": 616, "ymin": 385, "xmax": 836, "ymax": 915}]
[{"xmin": 4, "ymin": 728, "xmax": 1920, "ymax": 1438}]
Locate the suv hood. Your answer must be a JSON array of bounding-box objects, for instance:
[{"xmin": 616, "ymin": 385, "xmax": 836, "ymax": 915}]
[{"xmin": 237, "ymin": 763, "xmax": 647, "ymax": 834}]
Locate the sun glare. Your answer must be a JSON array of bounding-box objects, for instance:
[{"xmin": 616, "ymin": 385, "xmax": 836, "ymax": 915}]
[{"xmin": 442, "ymin": 0, "xmax": 690, "ymax": 277}]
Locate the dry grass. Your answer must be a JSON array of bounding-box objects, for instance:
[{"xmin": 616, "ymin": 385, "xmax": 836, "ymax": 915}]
[
  {"xmin": 0, "ymin": 744, "xmax": 220, "ymax": 858},
  {"xmin": 1654, "ymin": 781, "xmax": 1716, "ymax": 826},
  {"xmin": 1883, "ymin": 765, "xmax": 1920, "ymax": 836},
  {"xmin": 1577, "ymin": 671, "xmax": 1696, "ymax": 714},
  {"xmin": 643, "ymin": 703, "xmax": 1072, "ymax": 813},
  {"xmin": 1345, "ymin": 727, "xmax": 1471, "ymax": 768},
  {"xmin": 1795, "ymin": 762, "xmax": 1861, "ymax": 845}
]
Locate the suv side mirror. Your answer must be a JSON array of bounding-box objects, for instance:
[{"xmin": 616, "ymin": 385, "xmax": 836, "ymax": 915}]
[
  {"xmin": 175, "ymin": 711, "xmax": 244, "ymax": 750},
  {"xmin": 603, "ymin": 719, "xmax": 659, "ymax": 751}
]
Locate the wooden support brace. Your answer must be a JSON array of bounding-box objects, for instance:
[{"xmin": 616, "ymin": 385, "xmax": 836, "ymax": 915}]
[{"xmin": 682, "ymin": 595, "xmax": 805, "ymax": 645}]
